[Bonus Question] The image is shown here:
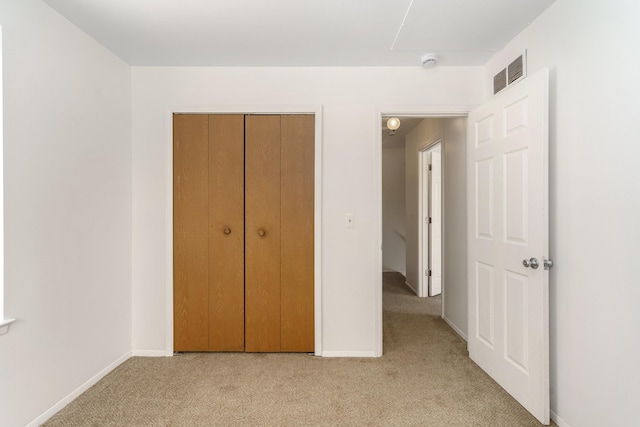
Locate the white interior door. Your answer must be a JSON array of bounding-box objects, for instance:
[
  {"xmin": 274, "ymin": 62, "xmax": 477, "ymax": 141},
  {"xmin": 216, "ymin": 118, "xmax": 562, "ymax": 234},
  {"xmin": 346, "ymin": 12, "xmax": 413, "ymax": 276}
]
[
  {"xmin": 419, "ymin": 149, "xmax": 430, "ymax": 297},
  {"xmin": 428, "ymin": 150, "xmax": 442, "ymax": 296},
  {"xmin": 467, "ymin": 69, "xmax": 550, "ymax": 424}
]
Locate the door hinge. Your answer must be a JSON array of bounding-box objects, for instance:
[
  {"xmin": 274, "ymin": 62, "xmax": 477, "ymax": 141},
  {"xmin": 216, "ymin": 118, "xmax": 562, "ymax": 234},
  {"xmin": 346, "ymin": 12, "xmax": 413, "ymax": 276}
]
[
  {"xmin": 428, "ymin": 270, "xmax": 432, "ymax": 277},
  {"xmin": 429, "ymin": 164, "xmax": 432, "ymax": 171},
  {"xmin": 428, "ymin": 217, "xmax": 432, "ymax": 224}
]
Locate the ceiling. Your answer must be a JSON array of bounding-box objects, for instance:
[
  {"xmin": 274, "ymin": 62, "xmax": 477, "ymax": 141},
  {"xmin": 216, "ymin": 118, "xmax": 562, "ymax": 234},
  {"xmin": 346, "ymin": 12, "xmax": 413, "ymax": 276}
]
[{"xmin": 42, "ymin": 0, "xmax": 555, "ymax": 67}]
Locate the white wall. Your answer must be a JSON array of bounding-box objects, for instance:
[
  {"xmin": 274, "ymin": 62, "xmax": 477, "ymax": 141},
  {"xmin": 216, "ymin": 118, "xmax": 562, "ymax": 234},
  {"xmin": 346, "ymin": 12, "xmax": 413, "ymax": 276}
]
[
  {"xmin": 404, "ymin": 119, "xmax": 442, "ymax": 292},
  {"xmin": 382, "ymin": 145, "xmax": 406, "ymax": 275},
  {"xmin": 485, "ymin": 0, "xmax": 640, "ymax": 425},
  {"xmin": 0, "ymin": 1, "xmax": 132, "ymax": 426},
  {"xmin": 441, "ymin": 117, "xmax": 467, "ymax": 337},
  {"xmin": 131, "ymin": 67, "xmax": 484, "ymax": 354}
]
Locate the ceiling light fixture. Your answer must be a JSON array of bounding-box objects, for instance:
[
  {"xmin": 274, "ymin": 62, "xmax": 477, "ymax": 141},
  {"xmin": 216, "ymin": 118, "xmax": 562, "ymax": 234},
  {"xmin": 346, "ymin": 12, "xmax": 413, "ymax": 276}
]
[
  {"xmin": 386, "ymin": 117, "xmax": 401, "ymax": 131},
  {"xmin": 421, "ymin": 53, "xmax": 438, "ymax": 68}
]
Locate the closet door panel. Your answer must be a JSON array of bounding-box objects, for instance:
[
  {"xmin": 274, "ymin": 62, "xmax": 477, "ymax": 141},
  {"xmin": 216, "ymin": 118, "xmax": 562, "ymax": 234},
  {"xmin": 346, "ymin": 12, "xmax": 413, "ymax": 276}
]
[
  {"xmin": 208, "ymin": 115, "xmax": 245, "ymax": 351},
  {"xmin": 245, "ymin": 115, "xmax": 282, "ymax": 352},
  {"xmin": 280, "ymin": 115, "xmax": 315, "ymax": 352},
  {"xmin": 173, "ymin": 114, "xmax": 209, "ymax": 351}
]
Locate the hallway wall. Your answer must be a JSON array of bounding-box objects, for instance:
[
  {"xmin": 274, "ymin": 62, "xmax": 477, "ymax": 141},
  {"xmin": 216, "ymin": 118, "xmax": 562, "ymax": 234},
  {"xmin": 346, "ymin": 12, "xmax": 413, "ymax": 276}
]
[
  {"xmin": 404, "ymin": 118, "xmax": 467, "ymax": 339},
  {"xmin": 441, "ymin": 117, "xmax": 468, "ymax": 338},
  {"xmin": 382, "ymin": 145, "xmax": 406, "ymax": 275}
]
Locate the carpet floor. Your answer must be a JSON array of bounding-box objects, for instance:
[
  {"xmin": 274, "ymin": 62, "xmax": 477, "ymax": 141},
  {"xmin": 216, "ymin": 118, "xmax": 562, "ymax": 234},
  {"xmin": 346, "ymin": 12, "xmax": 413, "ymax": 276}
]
[{"xmin": 44, "ymin": 272, "xmax": 552, "ymax": 426}]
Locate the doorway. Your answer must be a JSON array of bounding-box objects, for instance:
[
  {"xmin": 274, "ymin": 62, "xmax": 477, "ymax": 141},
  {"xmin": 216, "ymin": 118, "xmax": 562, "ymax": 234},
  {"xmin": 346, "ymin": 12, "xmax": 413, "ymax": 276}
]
[
  {"xmin": 376, "ymin": 108, "xmax": 470, "ymax": 357},
  {"xmin": 381, "ymin": 117, "xmax": 443, "ymax": 301}
]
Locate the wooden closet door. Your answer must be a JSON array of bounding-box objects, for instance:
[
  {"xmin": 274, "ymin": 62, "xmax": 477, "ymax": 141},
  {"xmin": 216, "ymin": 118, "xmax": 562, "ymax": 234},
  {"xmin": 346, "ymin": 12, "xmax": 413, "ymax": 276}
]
[
  {"xmin": 175, "ymin": 113, "xmax": 314, "ymax": 353},
  {"xmin": 173, "ymin": 114, "xmax": 209, "ymax": 351},
  {"xmin": 280, "ymin": 115, "xmax": 315, "ymax": 352},
  {"xmin": 245, "ymin": 115, "xmax": 282, "ymax": 352},
  {"xmin": 208, "ymin": 115, "xmax": 245, "ymax": 351}
]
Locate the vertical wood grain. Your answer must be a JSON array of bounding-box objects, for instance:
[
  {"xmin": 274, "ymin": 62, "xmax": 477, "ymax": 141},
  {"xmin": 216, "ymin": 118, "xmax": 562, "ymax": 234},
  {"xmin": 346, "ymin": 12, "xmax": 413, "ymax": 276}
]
[
  {"xmin": 280, "ymin": 115, "xmax": 315, "ymax": 352},
  {"xmin": 173, "ymin": 114, "xmax": 209, "ymax": 351},
  {"xmin": 245, "ymin": 115, "xmax": 282, "ymax": 352},
  {"xmin": 208, "ymin": 115, "xmax": 245, "ymax": 351}
]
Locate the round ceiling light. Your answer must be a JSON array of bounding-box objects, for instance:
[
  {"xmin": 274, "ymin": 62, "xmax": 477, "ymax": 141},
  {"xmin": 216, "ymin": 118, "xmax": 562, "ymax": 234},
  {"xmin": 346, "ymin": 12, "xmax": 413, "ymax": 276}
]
[{"xmin": 386, "ymin": 117, "xmax": 401, "ymax": 131}]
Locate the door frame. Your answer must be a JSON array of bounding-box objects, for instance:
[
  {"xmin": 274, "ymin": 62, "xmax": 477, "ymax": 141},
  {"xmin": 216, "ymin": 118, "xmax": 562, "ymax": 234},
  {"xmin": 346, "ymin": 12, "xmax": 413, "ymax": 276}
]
[
  {"xmin": 375, "ymin": 106, "xmax": 473, "ymax": 357},
  {"xmin": 418, "ymin": 141, "xmax": 442, "ymax": 298},
  {"xmin": 165, "ymin": 105, "xmax": 323, "ymax": 356}
]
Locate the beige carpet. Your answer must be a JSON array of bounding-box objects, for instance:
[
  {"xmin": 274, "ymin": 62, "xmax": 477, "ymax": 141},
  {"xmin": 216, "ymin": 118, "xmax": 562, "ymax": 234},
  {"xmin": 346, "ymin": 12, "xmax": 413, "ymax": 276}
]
[{"xmin": 44, "ymin": 273, "xmax": 552, "ymax": 426}]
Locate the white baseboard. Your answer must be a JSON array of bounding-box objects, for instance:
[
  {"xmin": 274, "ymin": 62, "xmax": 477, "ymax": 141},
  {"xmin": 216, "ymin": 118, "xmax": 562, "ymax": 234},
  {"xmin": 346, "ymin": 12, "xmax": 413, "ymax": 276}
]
[
  {"xmin": 27, "ymin": 351, "xmax": 132, "ymax": 427},
  {"xmin": 551, "ymin": 410, "xmax": 570, "ymax": 427},
  {"xmin": 321, "ymin": 351, "xmax": 378, "ymax": 358},
  {"xmin": 132, "ymin": 349, "xmax": 170, "ymax": 357},
  {"xmin": 443, "ymin": 315, "xmax": 468, "ymax": 341}
]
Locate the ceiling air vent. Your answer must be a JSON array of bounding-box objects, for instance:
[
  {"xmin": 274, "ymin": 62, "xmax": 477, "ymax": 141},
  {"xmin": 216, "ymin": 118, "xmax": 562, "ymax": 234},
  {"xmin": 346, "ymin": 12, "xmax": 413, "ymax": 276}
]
[
  {"xmin": 493, "ymin": 50, "xmax": 527, "ymax": 95},
  {"xmin": 493, "ymin": 68, "xmax": 507, "ymax": 95}
]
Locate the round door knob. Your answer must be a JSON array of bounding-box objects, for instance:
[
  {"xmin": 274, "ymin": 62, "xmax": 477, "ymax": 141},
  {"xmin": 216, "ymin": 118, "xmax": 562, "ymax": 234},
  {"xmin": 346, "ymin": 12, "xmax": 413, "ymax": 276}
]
[
  {"xmin": 522, "ymin": 257, "xmax": 539, "ymax": 269},
  {"xmin": 257, "ymin": 229, "xmax": 266, "ymax": 238},
  {"xmin": 223, "ymin": 227, "xmax": 231, "ymax": 235}
]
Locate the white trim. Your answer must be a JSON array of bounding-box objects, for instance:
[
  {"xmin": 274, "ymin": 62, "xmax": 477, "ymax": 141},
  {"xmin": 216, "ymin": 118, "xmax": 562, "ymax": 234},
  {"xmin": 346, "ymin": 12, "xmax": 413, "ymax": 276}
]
[
  {"xmin": 321, "ymin": 351, "xmax": 378, "ymax": 358},
  {"xmin": 164, "ymin": 110, "xmax": 174, "ymax": 357},
  {"xmin": 132, "ymin": 349, "xmax": 169, "ymax": 357},
  {"xmin": 26, "ymin": 352, "xmax": 132, "ymax": 427},
  {"xmin": 551, "ymin": 411, "xmax": 570, "ymax": 427},
  {"xmin": 165, "ymin": 105, "xmax": 323, "ymax": 357},
  {"xmin": 418, "ymin": 140, "xmax": 442, "ymax": 299},
  {"xmin": 0, "ymin": 26, "xmax": 7, "ymax": 330},
  {"xmin": 443, "ymin": 315, "xmax": 468, "ymax": 341},
  {"xmin": 418, "ymin": 147, "xmax": 428, "ymax": 298},
  {"xmin": 375, "ymin": 105, "xmax": 474, "ymax": 358}
]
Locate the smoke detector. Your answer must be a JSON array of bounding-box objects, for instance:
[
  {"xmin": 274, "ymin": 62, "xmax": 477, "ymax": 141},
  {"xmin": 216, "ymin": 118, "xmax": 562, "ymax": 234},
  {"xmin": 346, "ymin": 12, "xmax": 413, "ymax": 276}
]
[{"xmin": 421, "ymin": 53, "xmax": 438, "ymax": 68}]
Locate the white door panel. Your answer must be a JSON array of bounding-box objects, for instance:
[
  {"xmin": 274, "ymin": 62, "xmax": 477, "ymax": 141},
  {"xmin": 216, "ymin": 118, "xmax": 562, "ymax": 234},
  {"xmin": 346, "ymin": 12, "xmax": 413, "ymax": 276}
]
[
  {"xmin": 420, "ymin": 150, "xmax": 430, "ymax": 297},
  {"xmin": 468, "ymin": 69, "xmax": 549, "ymax": 424},
  {"xmin": 429, "ymin": 151, "xmax": 442, "ymax": 296}
]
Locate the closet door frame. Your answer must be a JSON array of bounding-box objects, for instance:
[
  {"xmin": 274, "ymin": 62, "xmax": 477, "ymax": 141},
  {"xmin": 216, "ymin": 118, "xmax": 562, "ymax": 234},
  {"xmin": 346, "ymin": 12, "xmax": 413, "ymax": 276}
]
[{"xmin": 165, "ymin": 106, "xmax": 323, "ymax": 357}]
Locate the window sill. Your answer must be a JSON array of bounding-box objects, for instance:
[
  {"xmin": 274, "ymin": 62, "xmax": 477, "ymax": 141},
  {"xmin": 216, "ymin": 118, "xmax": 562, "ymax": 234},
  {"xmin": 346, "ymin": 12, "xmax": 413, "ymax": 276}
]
[{"xmin": 0, "ymin": 318, "xmax": 15, "ymax": 336}]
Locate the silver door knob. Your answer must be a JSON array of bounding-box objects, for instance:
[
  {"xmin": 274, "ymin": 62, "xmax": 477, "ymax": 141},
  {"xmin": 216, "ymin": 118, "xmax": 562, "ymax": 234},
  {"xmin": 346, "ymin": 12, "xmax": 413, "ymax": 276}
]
[
  {"xmin": 544, "ymin": 259, "xmax": 554, "ymax": 270},
  {"xmin": 522, "ymin": 257, "xmax": 539, "ymax": 269}
]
